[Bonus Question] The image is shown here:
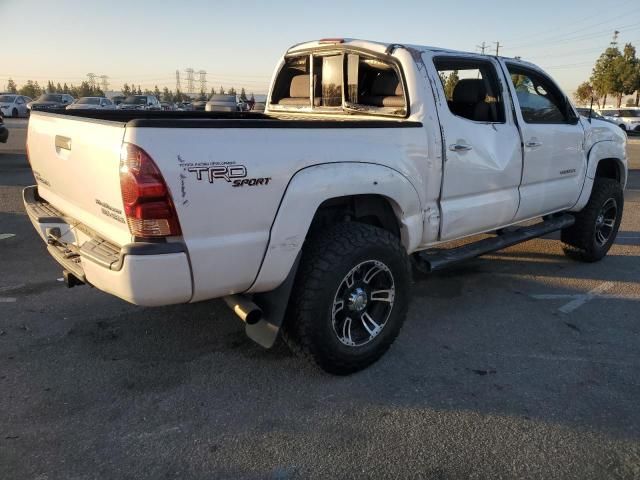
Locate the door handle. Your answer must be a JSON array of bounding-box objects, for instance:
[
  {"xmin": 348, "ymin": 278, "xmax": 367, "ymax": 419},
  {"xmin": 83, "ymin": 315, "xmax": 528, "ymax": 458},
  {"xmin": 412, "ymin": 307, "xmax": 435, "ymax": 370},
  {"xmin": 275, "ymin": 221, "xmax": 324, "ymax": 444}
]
[
  {"xmin": 525, "ymin": 140, "xmax": 543, "ymax": 148},
  {"xmin": 448, "ymin": 143, "xmax": 473, "ymax": 152}
]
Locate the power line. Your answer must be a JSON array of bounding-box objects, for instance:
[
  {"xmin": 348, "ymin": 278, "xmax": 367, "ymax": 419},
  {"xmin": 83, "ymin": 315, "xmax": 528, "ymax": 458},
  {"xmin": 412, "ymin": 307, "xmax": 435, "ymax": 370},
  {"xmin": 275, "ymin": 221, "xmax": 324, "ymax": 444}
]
[
  {"xmin": 504, "ymin": 5, "xmax": 640, "ymax": 48},
  {"xmin": 476, "ymin": 41, "xmax": 487, "ymax": 55},
  {"xmin": 493, "ymin": 41, "xmax": 502, "ymax": 56}
]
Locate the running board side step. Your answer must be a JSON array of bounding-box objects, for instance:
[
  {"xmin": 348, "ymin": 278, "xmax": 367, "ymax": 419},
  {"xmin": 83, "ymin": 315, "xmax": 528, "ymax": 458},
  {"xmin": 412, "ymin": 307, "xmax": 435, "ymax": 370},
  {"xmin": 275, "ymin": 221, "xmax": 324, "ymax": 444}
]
[{"xmin": 416, "ymin": 214, "xmax": 575, "ymax": 272}]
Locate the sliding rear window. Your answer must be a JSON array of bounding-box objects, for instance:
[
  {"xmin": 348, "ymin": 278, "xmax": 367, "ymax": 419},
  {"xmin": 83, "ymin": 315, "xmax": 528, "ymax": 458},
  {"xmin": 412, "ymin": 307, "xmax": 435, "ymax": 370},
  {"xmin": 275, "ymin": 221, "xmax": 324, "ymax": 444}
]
[{"xmin": 270, "ymin": 50, "xmax": 407, "ymax": 117}]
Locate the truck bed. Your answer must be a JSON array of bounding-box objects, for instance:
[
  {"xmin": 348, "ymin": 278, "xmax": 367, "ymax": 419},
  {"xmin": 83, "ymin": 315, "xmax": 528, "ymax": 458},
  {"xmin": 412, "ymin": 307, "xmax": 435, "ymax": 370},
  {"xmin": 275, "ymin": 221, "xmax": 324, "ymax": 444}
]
[{"xmin": 54, "ymin": 109, "xmax": 422, "ymax": 128}]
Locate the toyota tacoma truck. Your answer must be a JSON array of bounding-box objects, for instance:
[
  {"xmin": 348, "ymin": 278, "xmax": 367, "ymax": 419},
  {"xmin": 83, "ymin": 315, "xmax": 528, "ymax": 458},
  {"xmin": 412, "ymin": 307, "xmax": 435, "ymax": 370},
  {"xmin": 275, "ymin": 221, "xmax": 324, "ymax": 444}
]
[{"xmin": 23, "ymin": 39, "xmax": 627, "ymax": 374}]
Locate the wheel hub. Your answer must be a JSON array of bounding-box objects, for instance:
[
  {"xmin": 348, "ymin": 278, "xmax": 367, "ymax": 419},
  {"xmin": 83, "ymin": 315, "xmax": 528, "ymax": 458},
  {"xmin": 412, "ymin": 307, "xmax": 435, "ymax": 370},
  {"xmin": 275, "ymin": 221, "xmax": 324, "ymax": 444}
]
[
  {"xmin": 347, "ymin": 287, "xmax": 368, "ymax": 312},
  {"xmin": 332, "ymin": 260, "xmax": 396, "ymax": 347}
]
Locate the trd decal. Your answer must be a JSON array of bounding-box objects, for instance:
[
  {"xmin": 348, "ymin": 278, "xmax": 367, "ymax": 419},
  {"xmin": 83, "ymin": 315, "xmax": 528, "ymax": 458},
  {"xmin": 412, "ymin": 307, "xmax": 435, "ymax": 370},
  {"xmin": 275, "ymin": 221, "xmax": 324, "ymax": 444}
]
[{"xmin": 187, "ymin": 165, "xmax": 248, "ymax": 183}]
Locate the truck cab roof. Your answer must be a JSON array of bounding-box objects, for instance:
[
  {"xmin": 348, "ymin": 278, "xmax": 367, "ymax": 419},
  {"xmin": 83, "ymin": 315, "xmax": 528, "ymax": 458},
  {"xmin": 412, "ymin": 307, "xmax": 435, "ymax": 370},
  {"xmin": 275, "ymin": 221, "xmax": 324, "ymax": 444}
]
[{"xmin": 287, "ymin": 38, "xmax": 540, "ymax": 71}]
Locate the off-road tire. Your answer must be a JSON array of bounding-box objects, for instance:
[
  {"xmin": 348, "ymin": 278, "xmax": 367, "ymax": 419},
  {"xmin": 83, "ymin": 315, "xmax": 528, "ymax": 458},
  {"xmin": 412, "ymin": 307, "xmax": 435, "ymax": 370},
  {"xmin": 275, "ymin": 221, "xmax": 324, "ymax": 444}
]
[
  {"xmin": 282, "ymin": 222, "xmax": 411, "ymax": 375},
  {"xmin": 561, "ymin": 178, "xmax": 623, "ymax": 262}
]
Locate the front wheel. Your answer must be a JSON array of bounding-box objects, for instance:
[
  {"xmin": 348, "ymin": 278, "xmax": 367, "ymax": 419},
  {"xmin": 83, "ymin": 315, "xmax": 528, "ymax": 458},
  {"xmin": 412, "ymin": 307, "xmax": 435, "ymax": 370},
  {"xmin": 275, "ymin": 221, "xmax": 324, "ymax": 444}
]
[
  {"xmin": 283, "ymin": 222, "xmax": 411, "ymax": 375},
  {"xmin": 561, "ymin": 178, "xmax": 623, "ymax": 262}
]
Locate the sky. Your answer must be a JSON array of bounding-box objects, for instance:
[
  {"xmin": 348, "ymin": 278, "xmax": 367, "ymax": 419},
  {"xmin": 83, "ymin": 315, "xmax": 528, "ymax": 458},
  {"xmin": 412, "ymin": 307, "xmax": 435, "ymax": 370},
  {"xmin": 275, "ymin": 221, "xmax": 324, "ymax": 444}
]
[{"xmin": 2, "ymin": 0, "xmax": 639, "ymax": 95}]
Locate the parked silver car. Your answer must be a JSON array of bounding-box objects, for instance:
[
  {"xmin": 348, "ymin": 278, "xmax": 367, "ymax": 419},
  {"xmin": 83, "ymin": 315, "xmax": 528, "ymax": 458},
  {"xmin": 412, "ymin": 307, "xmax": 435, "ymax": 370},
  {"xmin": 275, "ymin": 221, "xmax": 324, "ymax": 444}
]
[
  {"xmin": 205, "ymin": 94, "xmax": 238, "ymax": 112},
  {"xmin": 117, "ymin": 95, "xmax": 161, "ymax": 111},
  {"xmin": 66, "ymin": 97, "xmax": 116, "ymax": 110}
]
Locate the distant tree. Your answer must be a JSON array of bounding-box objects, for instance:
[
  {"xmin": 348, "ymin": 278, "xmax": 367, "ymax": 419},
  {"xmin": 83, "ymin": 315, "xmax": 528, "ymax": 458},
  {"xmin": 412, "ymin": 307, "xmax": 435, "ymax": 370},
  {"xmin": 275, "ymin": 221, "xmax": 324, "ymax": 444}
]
[
  {"xmin": 62, "ymin": 82, "xmax": 69, "ymax": 94},
  {"xmin": 137, "ymin": 85, "xmax": 142, "ymax": 95},
  {"xmin": 122, "ymin": 83, "xmax": 131, "ymax": 96},
  {"xmin": 218, "ymin": 86, "xmax": 225, "ymax": 95},
  {"xmin": 18, "ymin": 80, "xmax": 41, "ymax": 99},
  {"xmin": 56, "ymin": 82, "xmax": 63, "ymax": 93},
  {"xmin": 210, "ymin": 87, "xmax": 215, "ymax": 97},
  {"xmin": 6, "ymin": 78, "xmax": 18, "ymax": 93},
  {"xmin": 227, "ymin": 86, "xmax": 236, "ymax": 96},
  {"xmin": 46, "ymin": 81, "xmax": 55, "ymax": 93},
  {"xmin": 574, "ymin": 82, "xmax": 595, "ymax": 106},
  {"xmin": 249, "ymin": 93, "xmax": 255, "ymax": 102},
  {"xmin": 443, "ymin": 70, "xmax": 459, "ymax": 100},
  {"xmin": 626, "ymin": 98, "xmax": 636, "ymax": 106},
  {"xmin": 154, "ymin": 85, "xmax": 161, "ymax": 99},
  {"xmin": 162, "ymin": 86, "xmax": 172, "ymax": 102},
  {"xmin": 239, "ymin": 87, "xmax": 247, "ymax": 101},
  {"xmin": 612, "ymin": 43, "xmax": 640, "ymax": 107},
  {"xmin": 591, "ymin": 43, "xmax": 622, "ymax": 108},
  {"xmin": 198, "ymin": 89, "xmax": 207, "ymax": 100},
  {"xmin": 77, "ymin": 81, "xmax": 93, "ymax": 97}
]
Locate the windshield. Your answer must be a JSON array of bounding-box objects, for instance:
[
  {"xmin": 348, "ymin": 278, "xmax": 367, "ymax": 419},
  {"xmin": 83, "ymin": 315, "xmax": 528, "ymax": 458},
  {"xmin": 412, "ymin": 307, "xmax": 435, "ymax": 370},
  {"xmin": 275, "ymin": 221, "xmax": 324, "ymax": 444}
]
[
  {"xmin": 76, "ymin": 97, "xmax": 101, "ymax": 105},
  {"xmin": 0, "ymin": 95, "xmax": 16, "ymax": 103},
  {"xmin": 38, "ymin": 94, "xmax": 64, "ymax": 102},
  {"xmin": 123, "ymin": 96, "xmax": 147, "ymax": 105}
]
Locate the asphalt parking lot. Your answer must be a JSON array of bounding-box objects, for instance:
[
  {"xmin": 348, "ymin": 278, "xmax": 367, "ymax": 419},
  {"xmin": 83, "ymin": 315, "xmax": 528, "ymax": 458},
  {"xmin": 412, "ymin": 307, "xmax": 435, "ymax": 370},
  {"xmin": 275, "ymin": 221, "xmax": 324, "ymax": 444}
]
[{"xmin": 1, "ymin": 117, "xmax": 639, "ymax": 479}]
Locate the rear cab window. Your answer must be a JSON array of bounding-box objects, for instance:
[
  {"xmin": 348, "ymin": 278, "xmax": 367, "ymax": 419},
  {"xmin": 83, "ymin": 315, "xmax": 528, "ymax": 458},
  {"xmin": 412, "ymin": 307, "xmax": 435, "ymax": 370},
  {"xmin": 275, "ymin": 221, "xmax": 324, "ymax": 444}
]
[{"xmin": 269, "ymin": 48, "xmax": 408, "ymax": 117}]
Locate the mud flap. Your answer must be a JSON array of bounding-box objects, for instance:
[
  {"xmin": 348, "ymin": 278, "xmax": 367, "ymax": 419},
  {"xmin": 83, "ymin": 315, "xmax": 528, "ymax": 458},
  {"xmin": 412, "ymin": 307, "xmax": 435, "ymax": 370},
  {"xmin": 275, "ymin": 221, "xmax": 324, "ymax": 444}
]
[{"xmin": 245, "ymin": 252, "xmax": 301, "ymax": 348}]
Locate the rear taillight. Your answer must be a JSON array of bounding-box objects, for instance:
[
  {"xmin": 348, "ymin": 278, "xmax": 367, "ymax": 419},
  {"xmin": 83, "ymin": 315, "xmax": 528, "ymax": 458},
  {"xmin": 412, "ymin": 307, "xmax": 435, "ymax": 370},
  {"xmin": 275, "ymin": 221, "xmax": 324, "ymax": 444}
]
[{"xmin": 119, "ymin": 143, "xmax": 181, "ymax": 238}]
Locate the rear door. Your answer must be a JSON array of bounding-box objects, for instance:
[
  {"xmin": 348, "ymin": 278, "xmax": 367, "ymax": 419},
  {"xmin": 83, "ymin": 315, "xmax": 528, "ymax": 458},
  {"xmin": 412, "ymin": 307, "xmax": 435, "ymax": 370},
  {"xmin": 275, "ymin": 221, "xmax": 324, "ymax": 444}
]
[
  {"xmin": 425, "ymin": 53, "xmax": 522, "ymax": 240},
  {"xmin": 501, "ymin": 63, "xmax": 586, "ymax": 221}
]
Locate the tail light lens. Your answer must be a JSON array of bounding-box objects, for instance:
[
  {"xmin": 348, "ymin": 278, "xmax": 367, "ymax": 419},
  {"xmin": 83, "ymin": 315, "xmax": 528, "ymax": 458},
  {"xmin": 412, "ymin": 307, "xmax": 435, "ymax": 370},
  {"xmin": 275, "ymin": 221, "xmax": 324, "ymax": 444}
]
[{"xmin": 119, "ymin": 143, "xmax": 182, "ymax": 238}]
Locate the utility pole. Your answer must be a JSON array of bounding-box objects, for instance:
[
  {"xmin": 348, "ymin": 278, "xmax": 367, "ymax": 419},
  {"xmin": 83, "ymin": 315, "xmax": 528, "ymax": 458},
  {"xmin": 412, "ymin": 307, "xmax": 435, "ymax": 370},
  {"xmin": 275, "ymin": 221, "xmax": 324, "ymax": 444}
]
[
  {"xmin": 493, "ymin": 41, "xmax": 502, "ymax": 56},
  {"xmin": 99, "ymin": 75, "xmax": 109, "ymax": 92},
  {"xmin": 175, "ymin": 70, "xmax": 181, "ymax": 92},
  {"xmin": 476, "ymin": 41, "xmax": 487, "ymax": 55},
  {"xmin": 610, "ymin": 30, "xmax": 619, "ymax": 47},
  {"xmin": 185, "ymin": 68, "xmax": 195, "ymax": 94}
]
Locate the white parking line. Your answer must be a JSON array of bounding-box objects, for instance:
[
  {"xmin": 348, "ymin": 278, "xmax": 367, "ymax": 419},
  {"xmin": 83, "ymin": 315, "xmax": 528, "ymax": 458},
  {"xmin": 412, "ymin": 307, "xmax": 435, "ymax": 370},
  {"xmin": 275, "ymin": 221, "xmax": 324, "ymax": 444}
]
[
  {"xmin": 531, "ymin": 281, "xmax": 616, "ymax": 314},
  {"xmin": 0, "ymin": 297, "xmax": 17, "ymax": 303},
  {"xmin": 0, "ymin": 233, "xmax": 16, "ymax": 241},
  {"xmin": 0, "ymin": 284, "xmax": 25, "ymax": 293}
]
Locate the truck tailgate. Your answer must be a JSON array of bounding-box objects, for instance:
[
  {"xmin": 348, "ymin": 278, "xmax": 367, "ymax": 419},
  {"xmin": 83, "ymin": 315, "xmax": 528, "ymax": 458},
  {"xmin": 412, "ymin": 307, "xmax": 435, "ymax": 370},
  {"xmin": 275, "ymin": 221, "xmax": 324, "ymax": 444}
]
[{"xmin": 27, "ymin": 113, "xmax": 131, "ymax": 246}]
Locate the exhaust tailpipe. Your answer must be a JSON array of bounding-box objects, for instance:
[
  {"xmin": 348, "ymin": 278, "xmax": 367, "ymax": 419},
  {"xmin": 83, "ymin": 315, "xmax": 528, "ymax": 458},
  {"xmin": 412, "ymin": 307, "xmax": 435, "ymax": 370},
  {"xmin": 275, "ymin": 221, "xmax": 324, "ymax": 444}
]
[{"xmin": 223, "ymin": 295, "xmax": 263, "ymax": 325}]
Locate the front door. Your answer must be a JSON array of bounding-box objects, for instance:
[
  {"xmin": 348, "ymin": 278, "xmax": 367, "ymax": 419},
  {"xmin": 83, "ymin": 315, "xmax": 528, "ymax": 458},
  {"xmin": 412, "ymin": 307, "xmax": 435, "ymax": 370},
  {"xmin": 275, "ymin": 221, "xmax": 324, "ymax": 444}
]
[
  {"xmin": 426, "ymin": 54, "xmax": 523, "ymax": 241},
  {"xmin": 502, "ymin": 63, "xmax": 586, "ymax": 221}
]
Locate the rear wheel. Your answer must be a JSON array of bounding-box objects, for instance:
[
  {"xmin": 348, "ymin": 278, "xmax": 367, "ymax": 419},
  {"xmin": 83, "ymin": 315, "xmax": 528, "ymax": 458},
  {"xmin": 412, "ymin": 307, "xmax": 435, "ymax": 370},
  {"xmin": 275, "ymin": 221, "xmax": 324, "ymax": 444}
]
[
  {"xmin": 283, "ymin": 222, "xmax": 411, "ymax": 375},
  {"xmin": 561, "ymin": 178, "xmax": 623, "ymax": 262}
]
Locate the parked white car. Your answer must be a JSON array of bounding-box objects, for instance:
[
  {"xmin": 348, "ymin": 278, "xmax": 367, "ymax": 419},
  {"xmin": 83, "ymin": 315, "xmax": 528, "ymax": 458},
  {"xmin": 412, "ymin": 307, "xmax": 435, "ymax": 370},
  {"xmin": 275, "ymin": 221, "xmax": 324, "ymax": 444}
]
[
  {"xmin": 23, "ymin": 38, "xmax": 627, "ymax": 374},
  {"xmin": 598, "ymin": 108, "xmax": 640, "ymax": 133},
  {"xmin": 66, "ymin": 97, "xmax": 116, "ymax": 110},
  {"xmin": 205, "ymin": 94, "xmax": 238, "ymax": 112},
  {"xmin": 0, "ymin": 94, "xmax": 32, "ymax": 117}
]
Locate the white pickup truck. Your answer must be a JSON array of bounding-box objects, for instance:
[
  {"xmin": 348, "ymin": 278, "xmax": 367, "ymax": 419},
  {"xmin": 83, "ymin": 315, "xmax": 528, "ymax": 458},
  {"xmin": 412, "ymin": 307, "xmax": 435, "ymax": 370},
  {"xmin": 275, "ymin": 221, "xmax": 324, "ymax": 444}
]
[{"xmin": 24, "ymin": 39, "xmax": 627, "ymax": 374}]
